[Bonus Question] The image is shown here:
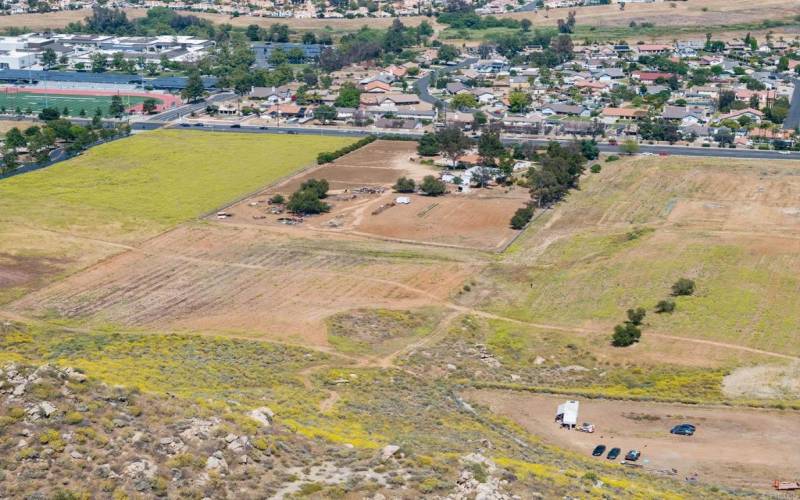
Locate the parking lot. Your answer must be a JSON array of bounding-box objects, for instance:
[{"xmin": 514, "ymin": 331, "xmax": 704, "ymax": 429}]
[{"xmin": 466, "ymin": 389, "xmax": 800, "ymax": 491}]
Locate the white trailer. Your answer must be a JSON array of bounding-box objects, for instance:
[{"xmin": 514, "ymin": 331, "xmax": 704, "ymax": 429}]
[{"xmin": 555, "ymin": 400, "xmax": 580, "ymax": 428}]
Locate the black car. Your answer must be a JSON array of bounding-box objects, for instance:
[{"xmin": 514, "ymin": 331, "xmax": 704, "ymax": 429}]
[
  {"xmin": 591, "ymin": 445, "xmax": 606, "ymax": 457},
  {"xmin": 179, "ymin": 123, "xmax": 191, "ymax": 127},
  {"xmin": 230, "ymin": 124, "xmax": 241, "ymax": 128},
  {"xmin": 607, "ymin": 447, "xmax": 621, "ymax": 460},
  {"xmin": 624, "ymin": 450, "xmax": 641, "ymax": 461},
  {"xmin": 670, "ymin": 424, "xmax": 696, "ymax": 436},
  {"xmin": 193, "ymin": 123, "xmax": 204, "ymax": 127}
]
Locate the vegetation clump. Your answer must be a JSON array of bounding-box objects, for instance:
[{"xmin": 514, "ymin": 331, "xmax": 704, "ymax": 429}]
[
  {"xmin": 672, "ymin": 278, "xmax": 696, "ymax": 296},
  {"xmin": 419, "ymin": 175, "xmax": 446, "ymax": 196},
  {"xmin": 393, "ymin": 176, "xmax": 416, "ymax": 193}
]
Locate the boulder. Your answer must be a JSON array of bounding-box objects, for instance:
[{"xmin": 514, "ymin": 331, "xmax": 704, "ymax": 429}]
[
  {"xmin": 248, "ymin": 407, "xmax": 274, "ymax": 427},
  {"xmin": 380, "ymin": 445, "xmax": 400, "ymax": 461}
]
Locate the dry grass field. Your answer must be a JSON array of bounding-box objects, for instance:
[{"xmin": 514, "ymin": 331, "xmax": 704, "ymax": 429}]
[
  {"xmin": 465, "ymin": 155, "xmax": 800, "ymax": 357},
  {"xmin": 12, "ymin": 223, "xmax": 475, "ymax": 346},
  {"xmin": 4, "ymin": 0, "xmax": 798, "ymax": 38}
]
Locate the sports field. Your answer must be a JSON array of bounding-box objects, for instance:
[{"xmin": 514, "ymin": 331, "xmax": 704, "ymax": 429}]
[{"xmin": 0, "ymin": 91, "xmax": 156, "ymax": 116}]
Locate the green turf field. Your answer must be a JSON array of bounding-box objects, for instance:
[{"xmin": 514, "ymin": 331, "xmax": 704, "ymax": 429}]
[{"xmin": 0, "ymin": 91, "xmax": 157, "ymax": 116}]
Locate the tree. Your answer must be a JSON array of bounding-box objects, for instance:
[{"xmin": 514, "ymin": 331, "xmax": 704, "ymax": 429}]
[
  {"xmin": 420, "ymin": 175, "xmax": 446, "ymax": 196},
  {"xmin": 612, "ymin": 323, "xmax": 641, "ymax": 347},
  {"xmin": 181, "ymin": 72, "xmax": 206, "ymax": 103},
  {"xmin": 579, "ymin": 139, "xmax": 599, "ymax": 160},
  {"xmin": 435, "ymin": 126, "xmax": 471, "ymax": 166},
  {"xmin": 142, "ymin": 98, "xmax": 158, "ymax": 114},
  {"xmin": 4, "ymin": 127, "xmax": 26, "ymax": 150},
  {"xmin": 41, "ymin": 48, "xmax": 57, "ymax": 69},
  {"xmin": 334, "ymin": 82, "xmax": 361, "ymax": 108},
  {"xmin": 417, "ymin": 132, "xmax": 439, "ymax": 156},
  {"xmin": 508, "ymin": 90, "xmax": 532, "ymax": 113},
  {"xmin": 314, "ymin": 104, "xmax": 337, "ymax": 124},
  {"xmin": 38, "ymin": 107, "xmax": 60, "ymax": 121},
  {"xmin": 478, "ymin": 126, "xmax": 504, "ymax": 166},
  {"xmin": 718, "ymin": 90, "xmax": 736, "ymax": 113},
  {"xmin": 671, "ymin": 278, "xmax": 695, "ymax": 296},
  {"xmin": 655, "ymin": 299, "xmax": 676, "ymax": 313},
  {"xmin": 777, "ymin": 56, "xmax": 789, "ymax": 72},
  {"xmin": 287, "ymin": 188, "xmax": 330, "ymax": 214},
  {"xmin": 510, "ymin": 206, "xmax": 534, "ymax": 229},
  {"xmin": 626, "ymin": 307, "xmax": 646, "ymax": 326},
  {"xmin": 520, "ymin": 19, "xmax": 532, "ymax": 32},
  {"xmin": 437, "ymin": 44, "xmax": 460, "ymax": 62},
  {"xmin": 90, "ymin": 52, "xmax": 108, "ymax": 73},
  {"xmin": 107, "ymin": 95, "xmax": 125, "ymax": 117},
  {"xmin": 619, "ymin": 139, "xmax": 640, "ymax": 155},
  {"xmin": 302, "ymin": 31, "xmax": 317, "ymax": 44},
  {"xmin": 299, "ymin": 178, "xmax": 329, "ymax": 199},
  {"xmin": 451, "ymin": 93, "xmax": 478, "ymax": 110},
  {"xmin": 112, "ymin": 52, "xmax": 125, "ymax": 70},
  {"xmin": 393, "ymin": 177, "xmax": 416, "ymax": 193}
]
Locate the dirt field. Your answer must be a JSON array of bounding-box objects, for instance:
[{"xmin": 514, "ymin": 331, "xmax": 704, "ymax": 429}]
[
  {"xmin": 221, "ymin": 141, "xmax": 528, "ymax": 251},
  {"xmin": 12, "ymin": 223, "xmax": 475, "ymax": 346},
  {"xmin": 467, "ymin": 389, "xmax": 800, "ymax": 492}
]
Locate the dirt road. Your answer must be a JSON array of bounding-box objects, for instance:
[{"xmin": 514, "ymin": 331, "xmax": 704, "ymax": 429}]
[{"xmin": 466, "ymin": 390, "xmax": 800, "ymax": 492}]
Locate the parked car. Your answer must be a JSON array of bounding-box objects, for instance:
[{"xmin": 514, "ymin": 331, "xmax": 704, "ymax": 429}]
[
  {"xmin": 230, "ymin": 124, "xmax": 241, "ymax": 128},
  {"xmin": 591, "ymin": 445, "xmax": 606, "ymax": 457},
  {"xmin": 607, "ymin": 447, "xmax": 621, "ymax": 460},
  {"xmin": 179, "ymin": 123, "xmax": 191, "ymax": 127},
  {"xmin": 193, "ymin": 123, "xmax": 204, "ymax": 127},
  {"xmin": 577, "ymin": 422, "xmax": 595, "ymax": 433},
  {"xmin": 670, "ymin": 424, "xmax": 696, "ymax": 436},
  {"xmin": 624, "ymin": 450, "xmax": 641, "ymax": 461}
]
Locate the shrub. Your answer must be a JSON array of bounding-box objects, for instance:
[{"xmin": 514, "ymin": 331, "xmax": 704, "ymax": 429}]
[
  {"xmin": 612, "ymin": 323, "xmax": 641, "ymax": 347},
  {"xmin": 605, "ymin": 155, "xmax": 620, "ymax": 162},
  {"xmin": 590, "ymin": 164, "xmax": 602, "ymax": 173},
  {"xmin": 626, "ymin": 307, "xmax": 646, "ymax": 326},
  {"xmin": 65, "ymin": 412, "xmax": 84, "ymax": 425},
  {"xmin": 419, "ymin": 175, "xmax": 446, "ymax": 196},
  {"xmin": 393, "ymin": 176, "xmax": 416, "ymax": 193},
  {"xmin": 655, "ymin": 299, "xmax": 676, "ymax": 313},
  {"xmin": 671, "ymin": 278, "xmax": 695, "ymax": 296},
  {"xmin": 510, "ymin": 206, "xmax": 534, "ymax": 229},
  {"xmin": 316, "ymin": 135, "xmax": 376, "ymax": 164},
  {"xmin": 269, "ymin": 194, "xmax": 285, "ymax": 204}
]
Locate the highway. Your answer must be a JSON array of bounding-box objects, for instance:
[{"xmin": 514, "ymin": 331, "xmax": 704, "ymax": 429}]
[
  {"xmin": 130, "ymin": 121, "xmax": 800, "ymax": 160},
  {"xmin": 146, "ymin": 92, "xmax": 235, "ymax": 122}
]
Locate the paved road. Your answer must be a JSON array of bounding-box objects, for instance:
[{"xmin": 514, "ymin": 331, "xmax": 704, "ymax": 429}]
[
  {"xmin": 784, "ymin": 78, "xmax": 800, "ymax": 130},
  {"xmin": 415, "ymin": 58, "xmax": 478, "ymax": 108},
  {"xmin": 515, "ymin": 1, "xmax": 538, "ymax": 12},
  {"xmin": 147, "ymin": 92, "xmax": 235, "ymax": 122},
  {"xmin": 132, "ymin": 122, "xmax": 800, "ymax": 160}
]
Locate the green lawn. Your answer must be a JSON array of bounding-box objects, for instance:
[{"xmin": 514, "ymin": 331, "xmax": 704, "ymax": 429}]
[
  {"xmin": 0, "ymin": 92, "xmax": 156, "ymax": 117},
  {"xmin": 0, "ymin": 129, "xmax": 353, "ymax": 242}
]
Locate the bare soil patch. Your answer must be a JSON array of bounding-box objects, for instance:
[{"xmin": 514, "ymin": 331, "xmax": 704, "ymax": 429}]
[
  {"xmin": 220, "ymin": 140, "xmax": 528, "ymax": 251},
  {"xmin": 466, "ymin": 390, "xmax": 800, "ymax": 492}
]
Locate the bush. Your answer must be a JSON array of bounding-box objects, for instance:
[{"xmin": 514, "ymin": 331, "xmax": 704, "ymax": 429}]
[
  {"xmin": 605, "ymin": 155, "xmax": 620, "ymax": 162},
  {"xmin": 510, "ymin": 206, "xmax": 534, "ymax": 229},
  {"xmin": 65, "ymin": 412, "xmax": 84, "ymax": 425},
  {"xmin": 612, "ymin": 323, "xmax": 641, "ymax": 347},
  {"xmin": 393, "ymin": 176, "xmax": 416, "ymax": 193},
  {"xmin": 626, "ymin": 307, "xmax": 646, "ymax": 326},
  {"xmin": 590, "ymin": 164, "xmax": 602, "ymax": 173},
  {"xmin": 671, "ymin": 278, "xmax": 695, "ymax": 296},
  {"xmin": 317, "ymin": 135, "xmax": 376, "ymax": 164},
  {"xmin": 269, "ymin": 194, "xmax": 285, "ymax": 204},
  {"xmin": 419, "ymin": 175, "xmax": 446, "ymax": 196},
  {"xmin": 655, "ymin": 299, "xmax": 676, "ymax": 313}
]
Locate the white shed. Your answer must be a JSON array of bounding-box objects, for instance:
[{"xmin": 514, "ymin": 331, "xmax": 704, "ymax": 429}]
[{"xmin": 556, "ymin": 400, "xmax": 580, "ymax": 427}]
